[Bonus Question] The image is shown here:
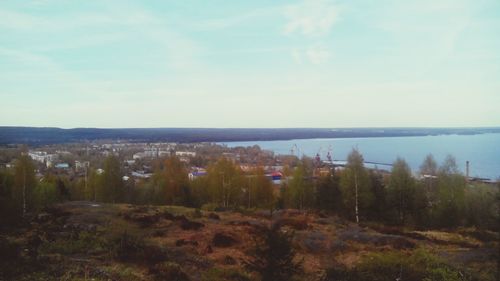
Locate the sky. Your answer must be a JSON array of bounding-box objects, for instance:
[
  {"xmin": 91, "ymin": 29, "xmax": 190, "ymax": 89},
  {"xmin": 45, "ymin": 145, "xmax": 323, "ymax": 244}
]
[{"xmin": 1, "ymin": 0, "xmax": 499, "ymax": 128}]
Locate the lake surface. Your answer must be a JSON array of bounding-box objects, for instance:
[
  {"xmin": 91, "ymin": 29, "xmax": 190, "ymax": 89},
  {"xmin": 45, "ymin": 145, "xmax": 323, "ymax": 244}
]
[{"xmin": 222, "ymin": 133, "xmax": 500, "ymax": 180}]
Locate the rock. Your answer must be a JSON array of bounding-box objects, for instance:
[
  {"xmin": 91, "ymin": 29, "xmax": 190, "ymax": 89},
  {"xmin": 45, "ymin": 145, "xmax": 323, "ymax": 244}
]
[
  {"xmin": 175, "ymin": 239, "xmax": 199, "ymax": 247},
  {"xmin": 338, "ymin": 227, "xmax": 415, "ymax": 249},
  {"xmin": 162, "ymin": 211, "xmax": 176, "ymax": 220},
  {"xmin": 179, "ymin": 218, "xmax": 204, "ymax": 230},
  {"xmin": 124, "ymin": 212, "xmax": 160, "ymax": 227},
  {"xmin": 207, "ymin": 213, "xmax": 220, "ymax": 220},
  {"xmin": 274, "ymin": 217, "xmax": 309, "ymax": 230},
  {"xmin": 204, "ymin": 245, "xmax": 213, "ymax": 254},
  {"xmin": 36, "ymin": 212, "xmax": 52, "ymax": 222},
  {"xmin": 227, "ymin": 220, "xmax": 250, "ymax": 226},
  {"xmin": 301, "ymin": 231, "xmax": 327, "ymax": 253},
  {"xmin": 223, "ymin": 255, "xmax": 237, "ymax": 265},
  {"xmin": 212, "ymin": 232, "xmax": 238, "ymax": 247}
]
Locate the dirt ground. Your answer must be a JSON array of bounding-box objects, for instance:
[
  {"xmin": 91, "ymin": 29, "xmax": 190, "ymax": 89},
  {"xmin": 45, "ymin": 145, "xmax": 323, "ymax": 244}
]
[{"xmin": 0, "ymin": 201, "xmax": 497, "ymax": 280}]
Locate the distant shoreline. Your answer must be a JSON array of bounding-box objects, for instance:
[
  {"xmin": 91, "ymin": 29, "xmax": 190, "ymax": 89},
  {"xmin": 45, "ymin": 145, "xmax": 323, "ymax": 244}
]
[{"xmin": 1, "ymin": 126, "xmax": 499, "ymax": 146}]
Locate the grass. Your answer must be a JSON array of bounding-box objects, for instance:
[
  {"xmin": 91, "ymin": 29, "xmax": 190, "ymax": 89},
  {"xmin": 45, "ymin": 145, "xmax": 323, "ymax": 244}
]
[{"xmin": 2, "ymin": 202, "xmax": 497, "ymax": 281}]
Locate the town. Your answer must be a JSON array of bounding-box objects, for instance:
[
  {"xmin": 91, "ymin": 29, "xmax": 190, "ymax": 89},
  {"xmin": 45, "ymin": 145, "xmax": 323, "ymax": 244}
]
[{"xmin": 0, "ymin": 140, "xmax": 498, "ymax": 281}]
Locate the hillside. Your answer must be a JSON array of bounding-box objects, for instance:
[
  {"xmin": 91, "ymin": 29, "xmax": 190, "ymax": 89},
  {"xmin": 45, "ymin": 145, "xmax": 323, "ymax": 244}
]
[
  {"xmin": 1, "ymin": 127, "xmax": 499, "ymax": 145},
  {"xmin": 0, "ymin": 202, "xmax": 497, "ymax": 280}
]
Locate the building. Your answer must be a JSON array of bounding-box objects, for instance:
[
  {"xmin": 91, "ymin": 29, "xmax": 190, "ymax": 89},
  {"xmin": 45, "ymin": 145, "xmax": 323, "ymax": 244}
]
[
  {"xmin": 133, "ymin": 148, "xmax": 170, "ymax": 160},
  {"xmin": 28, "ymin": 151, "xmax": 58, "ymax": 164},
  {"xmin": 75, "ymin": 160, "xmax": 90, "ymax": 171},
  {"xmin": 131, "ymin": 170, "xmax": 153, "ymax": 179},
  {"xmin": 175, "ymin": 151, "xmax": 196, "ymax": 157},
  {"xmin": 188, "ymin": 169, "xmax": 207, "ymax": 181},
  {"xmin": 54, "ymin": 163, "xmax": 70, "ymax": 169}
]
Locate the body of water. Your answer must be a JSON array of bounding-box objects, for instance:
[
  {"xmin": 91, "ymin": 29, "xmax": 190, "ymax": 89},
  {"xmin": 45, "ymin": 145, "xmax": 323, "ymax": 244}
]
[{"xmin": 222, "ymin": 133, "xmax": 500, "ymax": 180}]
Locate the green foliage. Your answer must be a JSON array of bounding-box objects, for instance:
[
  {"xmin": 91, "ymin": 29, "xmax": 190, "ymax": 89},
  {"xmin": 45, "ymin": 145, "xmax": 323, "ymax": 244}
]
[
  {"xmin": 367, "ymin": 170, "xmax": 386, "ymax": 221},
  {"xmin": 39, "ymin": 231, "xmax": 107, "ymax": 256},
  {"xmin": 200, "ymin": 202, "xmax": 219, "ymax": 212},
  {"xmin": 387, "ymin": 158, "xmax": 416, "ymax": 225},
  {"xmin": 246, "ymin": 166, "xmax": 274, "ymax": 208},
  {"xmin": 433, "ymin": 156, "xmax": 466, "ymax": 228},
  {"xmin": 100, "ymin": 155, "xmax": 124, "ymax": 203},
  {"xmin": 420, "ymin": 154, "xmax": 438, "ymax": 176},
  {"xmin": 464, "ymin": 184, "xmax": 499, "ymax": 230},
  {"xmin": 155, "ymin": 156, "xmax": 192, "ymax": 206},
  {"xmin": 245, "ymin": 225, "xmax": 303, "ymax": 281},
  {"xmin": 323, "ymin": 249, "xmax": 477, "ymax": 281},
  {"xmin": 315, "ymin": 172, "xmax": 342, "ymax": 213},
  {"xmin": 150, "ymin": 262, "xmax": 191, "ymax": 281},
  {"xmin": 107, "ymin": 230, "xmax": 147, "ymax": 261},
  {"xmin": 340, "ymin": 149, "xmax": 373, "ymax": 221},
  {"xmin": 13, "ymin": 154, "xmax": 37, "ymax": 215},
  {"xmin": 288, "ymin": 161, "xmax": 314, "ymax": 209},
  {"xmin": 33, "ymin": 181, "xmax": 60, "ymax": 210},
  {"xmin": 0, "ymin": 168, "xmax": 17, "ymax": 224},
  {"xmin": 84, "ymin": 168, "xmax": 102, "ymax": 201},
  {"xmin": 206, "ymin": 157, "xmax": 244, "ymax": 208}
]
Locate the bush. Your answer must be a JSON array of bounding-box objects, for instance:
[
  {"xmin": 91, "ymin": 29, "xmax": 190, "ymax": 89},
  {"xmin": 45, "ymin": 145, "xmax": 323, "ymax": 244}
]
[
  {"xmin": 150, "ymin": 262, "xmax": 190, "ymax": 281},
  {"xmin": 201, "ymin": 203, "xmax": 218, "ymax": 212},
  {"xmin": 108, "ymin": 231, "xmax": 146, "ymax": 261},
  {"xmin": 245, "ymin": 225, "xmax": 302, "ymax": 281},
  {"xmin": 0, "ymin": 236, "xmax": 19, "ymax": 260},
  {"xmin": 39, "ymin": 231, "xmax": 107, "ymax": 256},
  {"xmin": 323, "ymin": 249, "xmax": 479, "ymax": 281},
  {"xmin": 202, "ymin": 268, "xmax": 253, "ymax": 281}
]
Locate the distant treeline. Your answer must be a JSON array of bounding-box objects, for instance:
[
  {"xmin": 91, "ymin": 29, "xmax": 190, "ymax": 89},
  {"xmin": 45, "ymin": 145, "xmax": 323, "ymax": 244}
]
[{"xmin": 1, "ymin": 126, "xmax": 499, "ymax": 145}]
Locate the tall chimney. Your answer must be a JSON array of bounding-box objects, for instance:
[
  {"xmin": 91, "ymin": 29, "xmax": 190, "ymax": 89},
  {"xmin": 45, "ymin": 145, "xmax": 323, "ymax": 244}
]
[{"xmin": 466, "ymin": 161, "xmax": 470, "ymax": 180}]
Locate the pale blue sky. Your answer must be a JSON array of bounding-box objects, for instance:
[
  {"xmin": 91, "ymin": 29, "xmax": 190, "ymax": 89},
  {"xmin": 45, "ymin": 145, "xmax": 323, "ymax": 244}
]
[{"xmin": 1, "ymin": 0, "xmax": 499, "ymax": 128}]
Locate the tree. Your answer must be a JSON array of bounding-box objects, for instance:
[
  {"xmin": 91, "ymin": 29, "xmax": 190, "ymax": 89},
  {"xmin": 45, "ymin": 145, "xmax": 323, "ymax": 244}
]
[
  {"xmin": 387, "ymin": 158, "xmax": 415, "ymax": 225},
  {"xmin": 434, "ymin": 155, "xmax": 465, "ymax": 228},
  {"xmin": 246, "ymin": 167, "xmax": 274, "ymax": 208},
  {"xmin": 0, "ymin": 168, "xmax": 16, "ymax": 223},
  {"xmin": 85, "ymin": 168, "xmax": 102, "ymax": 201},
  {"xmin": 420, "ymin": 154, "xmax": 438, "ymax": 176},
  {"xmin": 206, "ymin": 158, "xmax": 243, "ymax": 208},
  {"xmin": 33, "ymin": 181, "xmax": 59, "ymax": 210},
  {"xmin": 464, "ymin": 184, "xmax": 499, "ymax": 230},
  {"xmin": 419, "ymin": 154, "xmax": 439, "ymax": 218},
  {"xmin": 100, "ymin": 155, "xmax": 124, "ymax": 203},
  {"xmin": 14, "ymin": 154, "xmax": 36, "ymax": 216},
  {"xmin": 245, "ymin": 225, "xmax": 302, "ymax": 281},
  {"xmin": 367, "ymin": 170, "xmax": 386, "ymax": 221},
  {"xmin": 315, "ymin": 171, "xmax": 342, "ymax": 213},
  {"xmin": 161, "ymin": 156, "xmax": 191, "ymax": 206},
  {"xmin": 288, "ymin": 162, "xmax": 314, "ymax": 209},
  {"xmin": 340, "ymin": 148, "xmax": 372, "ymax": 223}
]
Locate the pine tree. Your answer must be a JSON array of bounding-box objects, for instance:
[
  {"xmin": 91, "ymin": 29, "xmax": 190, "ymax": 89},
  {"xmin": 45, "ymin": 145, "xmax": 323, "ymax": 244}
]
[{"xmin": 245, "ymin": 225, "xmax": 302, "ymax": 281}]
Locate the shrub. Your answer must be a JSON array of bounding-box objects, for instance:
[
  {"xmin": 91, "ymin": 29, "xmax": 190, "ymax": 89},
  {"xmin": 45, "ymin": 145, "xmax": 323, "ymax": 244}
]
[
  {"xmin": 108, "ymin": 231, "xmax": 146, "ymax": 262},
  {"xmin": 150, "ymin": 262, "xmax": 190, "ymax": 281},
  {"xmin": 201, "ymin": 203, "xmax": 218, "ymax": 212},
  {"xmin": 245, "ymin": 225, "xmax": 302, "ymax": 281},
  {"xmin": 202, "ymin": 268, "xmax": 253, "ymax": 281},
  {"xmin": 39, "ymin": 231, "xmax": 107, "ymax": 256},
  {"xmin": 0, "ymin": 236, "xmax": 19, "ymax": 260},
  {"xmin": 323, "ymin": 249, "xmax": 479, "ymax": 281}
]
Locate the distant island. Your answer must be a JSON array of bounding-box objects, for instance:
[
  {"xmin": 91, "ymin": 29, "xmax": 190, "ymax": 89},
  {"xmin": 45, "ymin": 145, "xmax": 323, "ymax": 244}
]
[{"xmin": 0, "ymin": 126, "xmax": 499, "ymax": 145}]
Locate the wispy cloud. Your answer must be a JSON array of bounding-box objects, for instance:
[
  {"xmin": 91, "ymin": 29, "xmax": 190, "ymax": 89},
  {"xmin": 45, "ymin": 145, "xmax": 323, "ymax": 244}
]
[
  {"xmin": 291, "ymin": 45, "xmax": 331, "ymax": 64},
  {"xmin": 283, "ymin": 0, "xmax": 339, "ymax": 64},
  {"xmin": 283, "ymin": 0, "xmax": 340, "ymax": 36}
]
